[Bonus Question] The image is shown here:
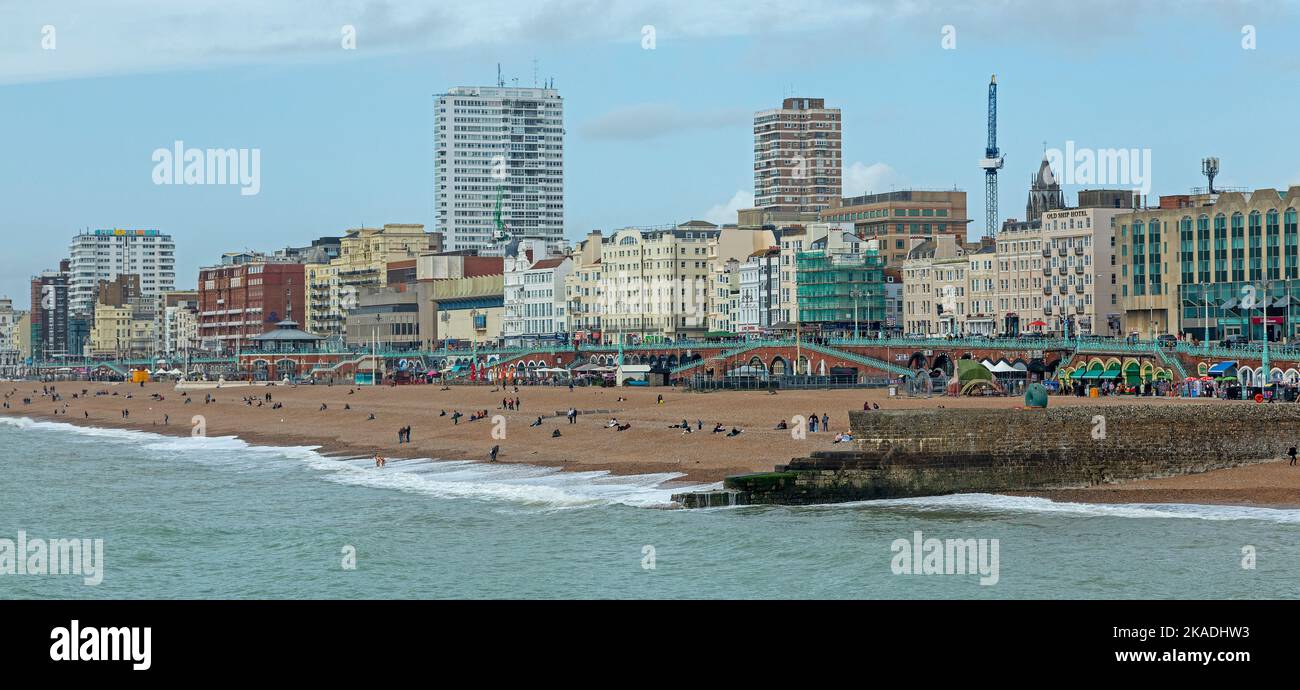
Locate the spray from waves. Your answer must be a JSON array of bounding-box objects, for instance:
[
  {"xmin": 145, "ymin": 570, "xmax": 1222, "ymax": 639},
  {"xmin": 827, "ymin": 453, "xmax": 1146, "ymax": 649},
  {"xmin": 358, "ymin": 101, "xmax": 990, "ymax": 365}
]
[
  {"xmin": 0, "ymin": 416, "xmax": 710, "ymax": 509},
  {"xmin": 822, "ymin": 492, "xmax": 1300, "ymax": 525}
]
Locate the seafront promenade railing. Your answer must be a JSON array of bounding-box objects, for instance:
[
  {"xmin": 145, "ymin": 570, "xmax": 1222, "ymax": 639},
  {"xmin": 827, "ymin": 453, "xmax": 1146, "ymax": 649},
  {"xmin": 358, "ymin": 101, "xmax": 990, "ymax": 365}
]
[{"xmin": 27, "ymin": 336, "xmax": 1300, "ymax": 378}]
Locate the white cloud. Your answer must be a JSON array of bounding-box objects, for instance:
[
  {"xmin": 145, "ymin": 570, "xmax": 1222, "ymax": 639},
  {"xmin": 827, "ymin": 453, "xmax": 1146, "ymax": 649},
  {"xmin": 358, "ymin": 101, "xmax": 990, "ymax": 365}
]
[
  {"xmin": 581, "ymin": 103, "xmax": 749, "ymax": 141},
  {"xmin": 842, "ymin": 162, "xmax": 905, "ymax": 196},
  {"xmin": 702, "ymin": 190, "xmax": 753, "ymax": 225},
  {"xmin": 0, "ymin": 0, "xmax": 1241, "ymax": 84}
]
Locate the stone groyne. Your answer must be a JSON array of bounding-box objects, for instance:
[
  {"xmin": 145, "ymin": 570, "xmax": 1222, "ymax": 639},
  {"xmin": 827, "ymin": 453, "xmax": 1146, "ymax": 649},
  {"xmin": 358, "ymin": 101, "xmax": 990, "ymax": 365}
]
[{"xmin": 673, "ymin": 403, "xmax": 1292, "ymax": 507}]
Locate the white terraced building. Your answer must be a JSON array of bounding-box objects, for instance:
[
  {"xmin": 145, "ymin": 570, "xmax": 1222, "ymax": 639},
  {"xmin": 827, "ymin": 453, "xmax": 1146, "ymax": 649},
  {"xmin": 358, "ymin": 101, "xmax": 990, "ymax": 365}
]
[
  {"xmin": 68, "ymin": 229, "xmax": 176, "ymax": 315},
  {"xmin": 434, "ymin": 85, "xmax": 565, "ymax": 254}
]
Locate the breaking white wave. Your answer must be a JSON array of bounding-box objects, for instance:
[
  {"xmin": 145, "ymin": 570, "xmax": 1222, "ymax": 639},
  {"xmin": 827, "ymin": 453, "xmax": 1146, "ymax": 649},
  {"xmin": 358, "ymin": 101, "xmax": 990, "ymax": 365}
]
[
  {"xmin": 0, "ymin": 416, "xmax": 709, "ymax": 509},
  {"xmin": 843, "ymin": 492, "xmax": 1300, "ymax": 525}
]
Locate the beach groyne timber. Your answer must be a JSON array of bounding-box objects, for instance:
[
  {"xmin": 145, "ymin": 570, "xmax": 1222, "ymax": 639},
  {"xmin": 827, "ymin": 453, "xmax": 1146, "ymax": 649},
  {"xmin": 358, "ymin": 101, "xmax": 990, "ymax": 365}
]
[{"xmin": 674, "ymin": 403, "xmax": 1295, "ymax": 507}]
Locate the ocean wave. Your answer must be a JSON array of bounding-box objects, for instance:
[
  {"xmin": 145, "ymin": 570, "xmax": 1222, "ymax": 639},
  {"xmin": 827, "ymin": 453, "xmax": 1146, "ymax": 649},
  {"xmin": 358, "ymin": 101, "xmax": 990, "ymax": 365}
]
[
  {"xmin": 0, "ymin": 416, "xmax": 706, "ymax": 509},
  {"xmin": 842, "ymin": 493, "xmax": 1300, "ymax": 525}
]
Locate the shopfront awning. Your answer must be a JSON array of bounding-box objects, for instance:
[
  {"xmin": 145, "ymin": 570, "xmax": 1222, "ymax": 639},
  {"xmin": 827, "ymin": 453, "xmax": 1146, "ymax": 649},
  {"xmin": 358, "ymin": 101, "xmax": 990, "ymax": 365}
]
[{"xmin": 1207, "ymin": 361, "xmax": 1238, "ymax": 376}]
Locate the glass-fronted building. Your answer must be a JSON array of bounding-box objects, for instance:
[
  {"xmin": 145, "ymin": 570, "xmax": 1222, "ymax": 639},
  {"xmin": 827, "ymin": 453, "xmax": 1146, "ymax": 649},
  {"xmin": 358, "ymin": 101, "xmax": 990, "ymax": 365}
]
[{"xmin": 1119, "ymin": 187, "xmax": 1300, "ymax": 342}]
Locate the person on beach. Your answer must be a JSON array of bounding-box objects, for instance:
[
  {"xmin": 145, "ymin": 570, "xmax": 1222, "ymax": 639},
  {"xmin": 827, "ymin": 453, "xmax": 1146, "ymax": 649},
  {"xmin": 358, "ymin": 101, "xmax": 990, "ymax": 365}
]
[
  {"xmin": 822, "ymin": 413, "xmax": 829, "ymax": 432},
  {"xmin": 552, "ymin": 429, "xmax": 562, "ymax": 438},
  {"xmin": 1290, "ymin": 446, "xmax": 1297, "ymax": 466},
  {"xmin": 530, "ymin": 416, "xmax": 543, "ymax": 427},
  {"xmin": 656, "ymin": 394, "xmax": 663, "ymax": 405},
  {"xmin": 775, "ymin": 420, "xmax": 788, "ymax": 430},
  {"xmin": 567, "ymin": 407, "xmax": 577, "ymax": 424},
  {"xmin": 489, "ymin": 445, "xmax": 500, "ymax": 462},
  {"xmin": 712, "ymin": 423, "xmax": 724, "ymax": 434}
]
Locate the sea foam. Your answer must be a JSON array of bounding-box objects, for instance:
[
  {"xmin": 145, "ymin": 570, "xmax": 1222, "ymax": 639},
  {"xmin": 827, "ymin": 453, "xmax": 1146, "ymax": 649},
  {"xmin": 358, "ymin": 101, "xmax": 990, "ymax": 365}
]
[{"xmin": 0, "ymin": 416, "xmax": 707, "ymax": 509}]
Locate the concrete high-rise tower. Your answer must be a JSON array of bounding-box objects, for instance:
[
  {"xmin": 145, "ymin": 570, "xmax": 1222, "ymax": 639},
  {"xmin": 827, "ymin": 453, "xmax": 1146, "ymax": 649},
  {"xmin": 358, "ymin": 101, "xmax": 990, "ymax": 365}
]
[
  {"xmin": 434, "ymin": 84, "xmax": 565, "ymax": 254},
  {"xmin": 753, "ymin": 97, "xmax": 842, "ymax": 213}
]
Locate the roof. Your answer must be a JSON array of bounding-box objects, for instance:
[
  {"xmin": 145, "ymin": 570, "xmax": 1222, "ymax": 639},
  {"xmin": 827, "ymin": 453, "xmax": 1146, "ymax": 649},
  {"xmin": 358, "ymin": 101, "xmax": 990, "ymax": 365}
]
[
  {"xmin": 530, "ymin": 257, "xmax": 567, "ymax": 270},
  {"xmin": 251, "ymin": 320, "xmax": 323, "ymax": 341},
  {"xmin": 906, "ymin": 239, "xmax": 937, "ymax": 260}
]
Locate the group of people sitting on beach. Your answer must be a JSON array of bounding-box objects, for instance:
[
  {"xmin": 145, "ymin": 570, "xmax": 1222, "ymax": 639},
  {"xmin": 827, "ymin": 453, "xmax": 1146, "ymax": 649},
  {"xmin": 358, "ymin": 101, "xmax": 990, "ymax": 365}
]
[
  {"xmin": 669, "ymin": 419, "xmax": 742, "ymax": 436},
  {"xmin": 605, "ymin": 417, "xmax": 632, "ymax": 431}
]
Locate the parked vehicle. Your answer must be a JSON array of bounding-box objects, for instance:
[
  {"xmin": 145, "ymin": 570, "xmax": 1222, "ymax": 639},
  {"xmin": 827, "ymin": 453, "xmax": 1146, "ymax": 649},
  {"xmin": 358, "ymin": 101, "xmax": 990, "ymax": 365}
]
[{"xmin": 1220, "ymin": 335, "xmax": 1250, "ymax": 348}]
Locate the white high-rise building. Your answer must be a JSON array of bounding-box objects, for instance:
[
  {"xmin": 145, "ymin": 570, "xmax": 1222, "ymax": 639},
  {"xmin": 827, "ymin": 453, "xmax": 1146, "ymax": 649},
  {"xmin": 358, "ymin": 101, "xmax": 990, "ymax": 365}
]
[
  {"xmin": 68, "ymin": 229, "xmax": 176, "ymax": 315},
  {"xmin": 434, "ymin": 85, "xmax": 564, "ymax": 254}
]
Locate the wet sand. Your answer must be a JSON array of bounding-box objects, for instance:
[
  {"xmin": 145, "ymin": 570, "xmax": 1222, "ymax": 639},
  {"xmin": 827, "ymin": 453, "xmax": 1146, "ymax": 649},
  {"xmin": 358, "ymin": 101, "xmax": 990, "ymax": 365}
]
[{"xmin": 2, "ymin": 381, "xmax": 1298, "ymax": 507}]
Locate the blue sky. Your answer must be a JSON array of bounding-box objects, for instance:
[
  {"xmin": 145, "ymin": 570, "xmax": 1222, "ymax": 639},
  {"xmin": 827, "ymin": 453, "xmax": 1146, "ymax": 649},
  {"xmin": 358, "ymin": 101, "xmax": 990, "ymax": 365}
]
[{"xmin": 2, "ymin": 0, "xmax": 1299, "ymax": 309}]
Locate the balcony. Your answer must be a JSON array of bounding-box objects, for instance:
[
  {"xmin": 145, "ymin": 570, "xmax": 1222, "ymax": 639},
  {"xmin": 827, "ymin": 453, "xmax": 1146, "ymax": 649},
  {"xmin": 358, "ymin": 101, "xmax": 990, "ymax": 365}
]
[
  {"xmin": 1057, "ymin": 246, "xmax": 1068, "ymax": 256},
  {"xmin": 1075, "ymin": 303, "xmax": 1085, "ymax": 313},
  {"xmin": 1041, "ymin": 266, "xmax": 1051, "ymax": 276},
  {"xmin": 1074, "ymin": 264, "xmax": 1084, "ymax": 274},
  {"xmin": 1041, "ymin": 248, "xmax": 1051, "ymax": 257},
  {"xmin": 1074, "ymin": 283, "xmax": 1084, "ymax": 293},
  {"xmin": 1042, "ymin": 285, "xmax": 1051, "ymax": 295},
  {"xmin": 1044, "ymin": 304, "xmax": 1053, "ymax": 315},
  {"xmin": 1057, "ymin": 265, "xmax": 1067, "ymax": 275},
  {"xmin": 1073, "ymin": 245, "xmax": 1084, "ymax": 255}
]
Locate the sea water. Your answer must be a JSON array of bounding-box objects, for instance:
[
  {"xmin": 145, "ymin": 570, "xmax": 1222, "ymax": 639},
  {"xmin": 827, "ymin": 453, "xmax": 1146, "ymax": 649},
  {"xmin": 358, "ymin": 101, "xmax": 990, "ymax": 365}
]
[{"xmin": 1, "ymin": 416, "xmax": 1298, "ymax": 599}]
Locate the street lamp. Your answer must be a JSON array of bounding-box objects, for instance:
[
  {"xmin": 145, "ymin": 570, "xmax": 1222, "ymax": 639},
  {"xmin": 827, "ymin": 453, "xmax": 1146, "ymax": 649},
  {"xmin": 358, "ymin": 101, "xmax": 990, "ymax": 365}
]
[
  {"xmin": 849, "ymin": 288, "xmax": 861, "ymax": 340},
  {"xmin": 372, "ymin": 313, "xmax": 382, "ymax": 386}
]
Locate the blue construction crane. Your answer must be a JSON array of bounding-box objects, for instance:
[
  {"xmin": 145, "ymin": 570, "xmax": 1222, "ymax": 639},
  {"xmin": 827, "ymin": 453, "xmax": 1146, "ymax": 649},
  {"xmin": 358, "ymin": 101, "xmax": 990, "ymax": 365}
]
[{"xmin": 978, "ymin": 74, "xmax": 1005, "ymax": 237}]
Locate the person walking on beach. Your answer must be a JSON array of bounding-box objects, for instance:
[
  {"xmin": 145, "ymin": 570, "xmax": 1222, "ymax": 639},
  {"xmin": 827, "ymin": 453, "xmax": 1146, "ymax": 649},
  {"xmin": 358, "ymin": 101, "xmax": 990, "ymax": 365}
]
[
  {"xmin": 822, "ymin": 413, "xmax": 829, "ymax": 432},
  {"xmin": 1289, "ymin": 445, "xmax": 1297, "ymax": 466},
  {"xmin": 489, "ymin": 445, "xmax": 500, "ymax": 462}
]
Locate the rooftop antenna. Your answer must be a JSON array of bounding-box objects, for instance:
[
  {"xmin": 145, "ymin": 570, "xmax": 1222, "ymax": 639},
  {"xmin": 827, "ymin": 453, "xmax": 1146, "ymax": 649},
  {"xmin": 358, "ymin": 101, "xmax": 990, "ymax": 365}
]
[
  {"xmin": 532, "ymin": 58, "xmax": 538, "ymax": 87},
  {"xmin": 1202, "ymin": 157, "xmax": 1220, "ymax": 194},
  {"xmin": 497, "ymin": 63, "xmax": 504, "ymax": 88}
]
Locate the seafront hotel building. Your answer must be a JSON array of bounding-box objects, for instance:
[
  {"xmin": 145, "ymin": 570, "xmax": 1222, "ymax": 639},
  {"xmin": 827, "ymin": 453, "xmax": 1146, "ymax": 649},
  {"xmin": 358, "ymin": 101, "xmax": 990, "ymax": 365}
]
[{"xmin": 1118, "ymin": 186, "xmax": 1300, "ymax": 341}]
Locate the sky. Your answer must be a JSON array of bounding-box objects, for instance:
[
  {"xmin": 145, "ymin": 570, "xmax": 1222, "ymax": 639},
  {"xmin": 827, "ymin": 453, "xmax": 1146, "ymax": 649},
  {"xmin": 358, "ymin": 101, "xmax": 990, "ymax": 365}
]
[{"xmin": 2, "ymin": 0, "xmax": 1299, "ymax": 310}]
